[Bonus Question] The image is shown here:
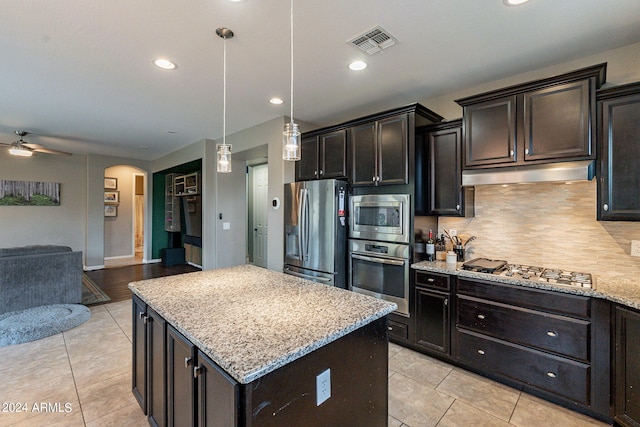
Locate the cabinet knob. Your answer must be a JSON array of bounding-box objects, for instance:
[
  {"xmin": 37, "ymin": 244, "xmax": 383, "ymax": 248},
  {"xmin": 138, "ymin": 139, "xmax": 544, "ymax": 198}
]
[
  {"xmin": 427, "ymin": 278, "xmax": 435, "ymax": 282},
  {"xmin": 444, "ymin": 298, "xmax": 448, "ymax": 306},
  {"xmin": 314, "ymin": 170, "xmax": 318, "ymax": 177},
  {"xmin": 387, "ymin": 326, "xmax": 393, "ymax": 331},
  {"xmin": 477, "ymin": 349, "xmax": 485, "ymax": 355},
  {"xmin": 510, "ymin": 150, "xmax": 514, "ymax": 157},
  {"xmin": 456, "ymin": 204, "xmax": 460, "ymax": 211},
  {"xmin": 525, "ymin": 148, "xmax": 530, "ymax": 155},
  {"xmin": 546, "ymin": 331, "xmax": 558, "ymax": 337},
  {"xmin": 477, "ymin": 314, "xmax": 486, "ymax": 320},
  {"xmin": 184, "ymin": 357, "xmax": 192, "ymax": 369},
  {"xmin": 319, "ymin": 170, "xmax": 323, "ymax": 176},
  {"xmin": 603, "ymin": 204, "xmax": 609, "ymax": 211},
  {"xmin": 546, "ymin": 372, "xmax": 557, "ymax": 378}
]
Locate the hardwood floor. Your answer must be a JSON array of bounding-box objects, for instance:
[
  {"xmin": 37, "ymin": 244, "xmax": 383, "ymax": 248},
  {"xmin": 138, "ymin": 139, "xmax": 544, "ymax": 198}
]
[{"xmin": 85, "ymin": 262, "xmax": 201, "ymax": 303}]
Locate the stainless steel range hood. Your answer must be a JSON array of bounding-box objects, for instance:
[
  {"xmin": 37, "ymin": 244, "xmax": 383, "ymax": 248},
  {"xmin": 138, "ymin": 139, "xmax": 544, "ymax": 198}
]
[{"xmin": 462, "ymin": 160, "xmax": 595, "ymax": 186}]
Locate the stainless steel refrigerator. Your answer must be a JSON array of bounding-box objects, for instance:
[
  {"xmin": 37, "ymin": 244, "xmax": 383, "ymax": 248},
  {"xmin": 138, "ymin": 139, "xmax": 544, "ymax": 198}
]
[{"xmin": 283, "ymin": 179, "xmax": 348, "ymax": 288}]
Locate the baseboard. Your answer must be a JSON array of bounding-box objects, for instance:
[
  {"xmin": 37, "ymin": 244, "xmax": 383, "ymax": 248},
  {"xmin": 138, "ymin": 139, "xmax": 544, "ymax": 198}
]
[
  {"xmin": 144, "ymin": 258, "xmax": 162, "ymax": 264},
  {"xmin": 84, "ymin": 265, "xmax": 105, "ymax": 271}
]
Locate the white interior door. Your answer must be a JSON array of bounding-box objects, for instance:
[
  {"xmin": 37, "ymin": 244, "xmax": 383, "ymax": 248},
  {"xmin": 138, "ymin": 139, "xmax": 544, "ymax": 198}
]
[{"xmin": 252, "ymin": 164, "xmax": 269, "ymax": 268}]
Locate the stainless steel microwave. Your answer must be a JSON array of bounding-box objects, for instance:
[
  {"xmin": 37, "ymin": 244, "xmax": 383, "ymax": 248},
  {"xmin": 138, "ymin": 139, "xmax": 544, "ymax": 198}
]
[{"xmin": 349, "ymin": 194, "xmax": 410, "ymax": 243}]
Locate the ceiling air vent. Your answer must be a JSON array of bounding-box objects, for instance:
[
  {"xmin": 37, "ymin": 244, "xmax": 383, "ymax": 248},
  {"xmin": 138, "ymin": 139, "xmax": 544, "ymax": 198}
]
[{"xmin": 349, "ymin": 26, "xmax": 397, "ymax": 55}]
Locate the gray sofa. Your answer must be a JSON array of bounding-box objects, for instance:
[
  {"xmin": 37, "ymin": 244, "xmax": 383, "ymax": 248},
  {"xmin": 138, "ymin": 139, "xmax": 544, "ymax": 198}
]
[{"xmin": 0, "ymin": 245, "xmax": 83, "ymax": 315}]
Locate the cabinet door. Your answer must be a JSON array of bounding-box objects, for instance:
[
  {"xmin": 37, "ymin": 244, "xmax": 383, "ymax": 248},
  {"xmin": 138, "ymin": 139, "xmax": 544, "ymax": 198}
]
[
  {"xmin": 295, "ymin": 135, "xmax": 319, "ymax": 181},
  {"xmin": 377, "ymin": 114, "xmax": 408, "ymax": 185},
  {"xmin": 463, "ymin": 96, "xmax": 517, "ymax": 167},
  {"xmin": 429, "ymin": 124, "xmax": 463, "ymax": 215},
  {"xmin": 166, "ymin": 325, "xmax": 195, "ymax": 427},
  {"xmin": 524, "ymin": 80, "xmax": 592, "ymax": 161},
  {"xmin": 599, "ymin": 90, "xmax": 640, "ymax": 220},
  {"xmin": 132, "ymin": 297, "xmax": 147, "ymax": 413},
  {"xmin": 615, "ymin": 306, "xmax": 640, "ymax": 427},
  {"xmin": 148, "ymin": 308, "xmax": 166, "ymax": 427},
  {"xmin": 319, "ymin": 129, "xmax": 347, "ymax": 179},
  {"xmin": 415, "ymin": 287, "xmax": 450, "ymax": 354},
  {"xmin": 350, "ymin": 122, "xmax": 377, "ymax": 186},
  {"xmin": 196, "ymin": 350, "xmax": 239, "ymax": 427}
]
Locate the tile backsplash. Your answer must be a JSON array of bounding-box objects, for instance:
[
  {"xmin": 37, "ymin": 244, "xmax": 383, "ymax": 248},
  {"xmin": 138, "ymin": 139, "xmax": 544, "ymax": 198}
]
[{"xmin": 430, "ymin": 181, "xmax": 640, "ymax": 279}]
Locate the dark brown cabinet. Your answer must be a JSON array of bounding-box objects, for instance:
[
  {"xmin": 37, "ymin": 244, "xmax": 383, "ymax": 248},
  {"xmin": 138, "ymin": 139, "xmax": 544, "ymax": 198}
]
[
  {"xmin": 454, "ymin": 278, "xmax": 610, "ymax": 417},
  {"xmin": 615, "ymin": 305, "xmax": 640, "ymax": 427},
  {"xmin": 133, "ymin": 296, "xmax": 166, "ymax": 427},
  {"xmin": 457, "ymin": 63, "xmax": 606, "ymax": 169},
  {"xmin": 166, "ymin": 323, "xmax": 240, "ymax": 427},
  {"xmin": 414, "ymin": 271, "xmax": 451, "ymax": 354},
  {"xmin": 351, "ymin": 114, "xmax": 408, "ymax": 186},
  {"xmin": 422, "ymin": 119, "xmax": 472, "ymax": 216},
  {"xmin": 597, "ymin": 82, "xmax": 640, "ymax": 221},
  {"xmin": 296, "ymin": 129, "xmax": 347, "ymax": 181}
]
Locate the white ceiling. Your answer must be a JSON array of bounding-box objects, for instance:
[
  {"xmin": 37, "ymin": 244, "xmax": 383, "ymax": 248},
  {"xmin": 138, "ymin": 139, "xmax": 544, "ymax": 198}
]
[{"xmin": 1, "ymin": 0, "xmax": 639, "ymax": 161}]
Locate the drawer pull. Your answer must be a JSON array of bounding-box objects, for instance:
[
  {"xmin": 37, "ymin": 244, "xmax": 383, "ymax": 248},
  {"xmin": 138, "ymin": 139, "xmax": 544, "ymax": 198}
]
[
  {"xmin": 477, "ymin": 349, "xmax": 485, "ymax": 355},
  {"xmin": 477, "ymin": 314, "xmax": 486, "ymax": 320},
  {"xmin": 546, "ymin": 372, "xmax": 557, "ymax": 378},
  {"xmin": 546, "ymin": 331, "xmax": 558, "ymax": 337},
  {"xmin": 427, "ymin": 278, "xmax": 435, "ymax": 282}
]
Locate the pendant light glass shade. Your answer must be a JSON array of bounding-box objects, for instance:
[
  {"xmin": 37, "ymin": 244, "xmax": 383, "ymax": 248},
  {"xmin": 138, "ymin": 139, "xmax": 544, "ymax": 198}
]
[
  {"xmin": 283, "ymin": 0, "xmax": 300, "ymax": 161},
  {"xmin": 216, "ymin": 27, "xmax": 234, "ymax": 173},
  {"xmin": 216, "ymin": 143, "xmax": 232, "ymax": 173},
  {"xmin": 283, "ymin": 122, "xmax": 300, "ymax": 160}
]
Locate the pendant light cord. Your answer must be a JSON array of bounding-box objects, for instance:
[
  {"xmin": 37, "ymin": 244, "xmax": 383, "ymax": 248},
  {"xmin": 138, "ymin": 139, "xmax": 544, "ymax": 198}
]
[
  {"xmin": 223, "ymin": 36, "xmax": 227, "ymax": 147},
  {"xmin": 289, "ymin": 0, "xmax": 294, "ymax": 125}
]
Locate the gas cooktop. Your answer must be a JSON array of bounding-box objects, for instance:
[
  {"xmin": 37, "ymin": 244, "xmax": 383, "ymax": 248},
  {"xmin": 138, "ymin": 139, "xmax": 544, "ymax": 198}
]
[{"xmin": 461, "ymin": 259, "xmax": 594, "ymax": 289}]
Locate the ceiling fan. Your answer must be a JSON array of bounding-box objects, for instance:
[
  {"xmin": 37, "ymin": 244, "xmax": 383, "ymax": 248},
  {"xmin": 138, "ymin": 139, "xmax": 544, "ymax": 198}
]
[{"xmin": 1, "ymin": 131, "xmax": 72, "ymax": 157}]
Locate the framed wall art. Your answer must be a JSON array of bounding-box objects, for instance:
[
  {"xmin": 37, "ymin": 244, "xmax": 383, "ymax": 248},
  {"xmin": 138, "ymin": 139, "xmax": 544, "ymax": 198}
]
[
  {"xmin": 104, "ymin": 205, "xmax": 118, "ymax": 217},
  {"xmin": 104, "ymin": 191, "xmax": 119, "ymax": 204},
  {"xmin": 104, "ymin": 177, "xmax": 118, "ymax": 190}
]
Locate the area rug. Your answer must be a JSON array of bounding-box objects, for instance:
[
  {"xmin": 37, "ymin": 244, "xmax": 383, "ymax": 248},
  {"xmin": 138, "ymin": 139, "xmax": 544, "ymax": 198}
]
[
  {"xmin": 82, "ymin": 273, "xmax": 111, "ymax": 305},
  {"xmin": 0, "ymin": 304, "xmax": 91, "ymax": 346}
]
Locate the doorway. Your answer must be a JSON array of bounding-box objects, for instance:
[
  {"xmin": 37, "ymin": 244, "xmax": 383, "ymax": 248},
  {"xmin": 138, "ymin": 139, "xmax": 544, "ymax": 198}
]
[{"xmin": 248, "ymin": 163, "xmax": 268, "ymax": 268}]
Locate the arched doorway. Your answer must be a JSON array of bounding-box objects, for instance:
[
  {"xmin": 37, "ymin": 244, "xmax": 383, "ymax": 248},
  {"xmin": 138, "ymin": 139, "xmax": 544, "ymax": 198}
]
[{"xmin": 103, "ymin": 165, "xmax": 147, "ymax": 267}]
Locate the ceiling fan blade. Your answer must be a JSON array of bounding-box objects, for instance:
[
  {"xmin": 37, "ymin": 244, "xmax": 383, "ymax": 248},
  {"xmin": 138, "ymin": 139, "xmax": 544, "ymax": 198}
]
[
  {"xmin": 23, "ymin": 143, "xmax": 72, "ymax": 156},
  {"xmin": 0, "ymin": 142, "xmax": 11, "ymax": 147}
]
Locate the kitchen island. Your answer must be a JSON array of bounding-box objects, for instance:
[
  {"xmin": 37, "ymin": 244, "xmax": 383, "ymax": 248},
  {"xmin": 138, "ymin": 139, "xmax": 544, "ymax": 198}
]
[{"xmin": 129, "ymin": 264, "xmax": 396, "ymax": 427}]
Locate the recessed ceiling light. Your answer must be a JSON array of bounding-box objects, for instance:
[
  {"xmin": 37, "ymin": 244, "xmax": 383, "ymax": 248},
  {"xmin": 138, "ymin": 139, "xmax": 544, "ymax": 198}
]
[
  {"xmin": 349, "ymin": 60, "xmax": 368, "ymax": 71},
  {"xmin": 269, "ymin": 97, "xmax": 284, "ymax": 105},
  {"xmin": 503, "ymin": 0, "xmax": 531, "ymax": 6},
  {"xmin": 153, "ymin": 58, "xmax": 177, "ymax": 70}
]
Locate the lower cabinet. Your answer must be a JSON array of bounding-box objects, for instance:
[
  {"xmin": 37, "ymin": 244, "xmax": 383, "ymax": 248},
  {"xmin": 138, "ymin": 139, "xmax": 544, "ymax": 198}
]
[
  {"xmin": 614, "ymin": 306, "xmax": 640, "ymax": 427},
  {"xmin": 133, "ymin": 296, "xmax": 166, "ymax": 427},
  {"xmin": 414, "ymin": 271, "xmax": 451, "ymax": 355}
]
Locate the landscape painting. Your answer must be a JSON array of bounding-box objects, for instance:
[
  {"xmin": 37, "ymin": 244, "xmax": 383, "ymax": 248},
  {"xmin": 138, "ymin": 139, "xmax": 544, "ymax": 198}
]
[{"xmin": 0, "ymin": 180, "xmax": 61, "ymax": 206}]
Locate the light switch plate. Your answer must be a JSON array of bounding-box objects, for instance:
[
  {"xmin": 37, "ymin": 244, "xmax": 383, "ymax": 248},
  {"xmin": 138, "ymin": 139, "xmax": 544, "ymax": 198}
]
[
  {"xmin": 316, "ymin": 368, "xmax": 331, "ymax": 406},
  {"xmin": 631, "ymin": 240, "xmax": 640, "ymax": 257}
]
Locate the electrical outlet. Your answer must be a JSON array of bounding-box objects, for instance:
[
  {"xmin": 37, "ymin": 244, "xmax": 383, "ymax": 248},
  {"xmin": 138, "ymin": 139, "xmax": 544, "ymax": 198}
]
[
  {"xmin": 316, "ymin": 368, "xmax": 331, "ymax": 406},
  {"xmin": 631, "ymin": 240, "xmax": 640, "ymax": 257}
]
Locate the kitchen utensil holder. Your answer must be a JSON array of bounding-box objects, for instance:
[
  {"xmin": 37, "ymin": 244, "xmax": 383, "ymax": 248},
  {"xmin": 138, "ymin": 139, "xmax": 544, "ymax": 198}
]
[{"xmin": 454, "ymin": 245, "xmax": 465, "ymax": 262}]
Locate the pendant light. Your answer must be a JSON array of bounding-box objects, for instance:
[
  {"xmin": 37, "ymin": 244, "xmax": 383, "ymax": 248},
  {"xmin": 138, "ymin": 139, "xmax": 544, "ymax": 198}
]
[
  {"xmin": 216, "ymin": 27, "xmax": 234, "ymax": 173},
  {"xmin": 282, "ymin": 0, "xmax": 301, "ymax": 161}
]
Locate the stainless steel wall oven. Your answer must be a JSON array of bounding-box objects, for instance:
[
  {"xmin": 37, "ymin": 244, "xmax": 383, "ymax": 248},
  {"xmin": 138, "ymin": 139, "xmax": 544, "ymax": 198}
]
[{"xmin": 348, "ymin": 239, "xmax": 410, "ymax": 316}]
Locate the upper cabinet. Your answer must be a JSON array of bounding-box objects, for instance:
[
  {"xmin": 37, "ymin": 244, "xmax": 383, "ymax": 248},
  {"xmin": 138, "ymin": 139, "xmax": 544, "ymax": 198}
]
[
  {"xmin": 351, "ymin": 114, "xmax": 408, "ymax": 186},
  {"xmin": 297, "ymin": 104, "xmax": 444, "ymax": 188},
  {"xmin": 597, "ymin": 82, "xmax": 640, "ymax": 221},
  {"xmin": 456, "ymin": 63, "xmax": 606, "ymax": 169},
  {"xmin": 296, "ymin": 129, "xmax": 347, "ymax": 181}
]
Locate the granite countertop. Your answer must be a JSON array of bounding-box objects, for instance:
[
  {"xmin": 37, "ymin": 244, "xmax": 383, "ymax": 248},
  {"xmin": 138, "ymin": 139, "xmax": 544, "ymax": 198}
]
[
  {"xmin": 412, "ymin": 260, "xmax": 640, "ymax": 311},
  {"xmin": 128, "ymin": 264, "xmax": 396, "ymax": 384}
]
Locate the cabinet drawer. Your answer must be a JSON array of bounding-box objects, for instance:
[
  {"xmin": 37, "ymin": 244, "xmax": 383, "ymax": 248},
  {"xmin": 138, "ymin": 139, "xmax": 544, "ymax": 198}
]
[
  {"xmin": 456, "ymin": 329, "xmax": 590, "ymax": 404},
  {"xmin": 457, "ymin": 278, "xmax": 590, "ymax": 318},
  {"xmin": 387, "ymin": 320, "xmax": 408, "ymax": 341},
  {"xmin": 415, "ymin": 271, "xmax": 450, "ymax": 291},
  {"xmin": 457, "ymin": 295, "xmax": 590, "ymax": 361}
]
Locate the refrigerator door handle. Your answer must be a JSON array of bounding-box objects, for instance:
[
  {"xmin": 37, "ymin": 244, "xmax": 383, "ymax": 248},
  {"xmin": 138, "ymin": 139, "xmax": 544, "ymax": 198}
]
[
  {"xmin": 301, "ymin": 188, "xmax": 310, "ymax": 260},
  {"xmin": 283, "ymin": 268, "xmax": 332, "ymax": 283},
  {"xmin": 297, "ymin": 188, "xmax": 305, "ymax": 261}
]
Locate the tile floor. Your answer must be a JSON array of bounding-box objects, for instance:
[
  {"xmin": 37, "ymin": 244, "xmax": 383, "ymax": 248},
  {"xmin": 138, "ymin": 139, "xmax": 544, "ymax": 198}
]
[{"xmin": 0, "ymin": 300, "xmax": 610, "ymax": 426}]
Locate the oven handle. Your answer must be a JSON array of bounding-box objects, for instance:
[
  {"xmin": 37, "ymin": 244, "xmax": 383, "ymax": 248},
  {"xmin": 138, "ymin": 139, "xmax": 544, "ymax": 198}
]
[{"xmin": 351, "ymin": 253, "xmax": 406, "ymax": 266}]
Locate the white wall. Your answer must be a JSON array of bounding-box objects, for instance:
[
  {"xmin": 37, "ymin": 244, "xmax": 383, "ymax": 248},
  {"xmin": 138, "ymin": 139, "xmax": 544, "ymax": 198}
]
[{"xmin": 0, "ymin": 150, "xmax": 87, "ymax": 251}]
